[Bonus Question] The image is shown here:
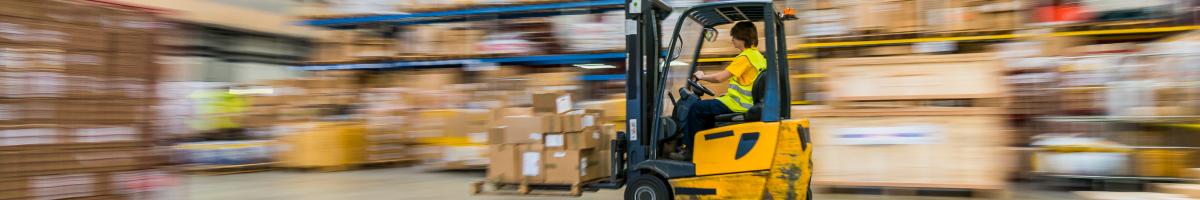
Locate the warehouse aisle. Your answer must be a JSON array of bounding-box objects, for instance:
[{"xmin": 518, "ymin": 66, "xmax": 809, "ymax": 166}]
[
  {"xmin": 177, "ymin": 168, "xmax": 1073, "ymax": 200},
  {"xmin": 176, "ymin": 167, "xmax": 621, "ymax": 200}
]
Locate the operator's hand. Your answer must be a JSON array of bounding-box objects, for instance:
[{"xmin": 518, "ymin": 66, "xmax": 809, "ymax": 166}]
[{"xmin": 693, "ymin": 71, "xmax": 706, "ymax": 80}]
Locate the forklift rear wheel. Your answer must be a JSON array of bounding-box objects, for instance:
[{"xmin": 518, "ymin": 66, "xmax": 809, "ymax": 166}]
[{"xmin": 626, "ymin": 176, "xmax": 670, "ymax": 200}]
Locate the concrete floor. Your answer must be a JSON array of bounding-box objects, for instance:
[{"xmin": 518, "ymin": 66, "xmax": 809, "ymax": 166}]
[{"xmin": 172, "ymin": 167, "xmax": 1075, "ymax": 200}]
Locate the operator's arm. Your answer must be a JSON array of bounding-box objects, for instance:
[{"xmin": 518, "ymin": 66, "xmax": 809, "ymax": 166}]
[
  {"xmin": 695, "ymin": 70, "xmax": 732, "ymax": 83},
  {"xmin": 694, "ymin": 56, "xmax": 748, "ymax": 83}
]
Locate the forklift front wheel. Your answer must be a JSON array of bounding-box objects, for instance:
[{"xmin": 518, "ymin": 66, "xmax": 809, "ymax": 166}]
[{"xmin": 625, "ymin": 175, "xmax": 671, "ymax": 200}]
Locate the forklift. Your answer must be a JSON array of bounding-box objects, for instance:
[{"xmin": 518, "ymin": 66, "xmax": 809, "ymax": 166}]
[{"xmin": 588, "ymin": 0, "xmax": 814, "ymax": 199}]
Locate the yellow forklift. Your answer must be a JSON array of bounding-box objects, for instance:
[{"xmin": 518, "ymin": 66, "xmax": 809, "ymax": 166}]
[{"xmin": 588, "ymin": 0, "xmax": 814, "ymax": 199}]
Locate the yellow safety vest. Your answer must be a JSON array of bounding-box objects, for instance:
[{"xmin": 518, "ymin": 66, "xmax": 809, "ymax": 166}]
[{"xmin": 717, "ymin": 48, "xmax": 767, "ymax": 112}]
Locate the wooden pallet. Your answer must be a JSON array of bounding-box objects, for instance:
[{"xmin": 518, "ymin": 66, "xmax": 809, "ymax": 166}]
[
  {"xmin": 813, "ymin": 181, "xmax": 1010, "ymax": 199},
  {"xmin": 181, "ymin": 162, "xmax": 274, "ymax": 175},
  {"xmin": 470, "ymin": 178, "xmax": 604, "ymax": 197}
]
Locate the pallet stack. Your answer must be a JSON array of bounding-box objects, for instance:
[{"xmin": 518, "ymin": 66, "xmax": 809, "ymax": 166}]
[
  {"xmin": 796, "ymin": 53, "xmax": 1012, "ymax": 197},
  {"xmin": 0, "ymin": 1, "xmax": 167, "ymax": 199},
  {"xmin": 481, "ymin": 92, "xmax": 612, "ymax": 195}
]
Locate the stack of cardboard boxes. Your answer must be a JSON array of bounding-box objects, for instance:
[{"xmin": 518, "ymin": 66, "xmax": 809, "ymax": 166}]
[
  {"xmin": 802, "ymin": 0, "xmax": 1024, "ymax": 37},
  {"xmin": 803, "ymin": 0, "xmax": 920, "ymax": 36},
  {"xmin": 406, "ymin": 109, "xmax": 494, "ymax": 169},
  {"xmin": 0, "ymin": 1, "xmax": 167, "ymax": 199},
  {"xmin": 799, "ymin": 53, "xmax": 1012, "ymax": 191},
  {"xmin": 487, "ymin": 92, "xmax": 613, "ymax": 185},
  {"xmin": 360, "ymin": 87, "xmax": 414, "ymax": 162}
]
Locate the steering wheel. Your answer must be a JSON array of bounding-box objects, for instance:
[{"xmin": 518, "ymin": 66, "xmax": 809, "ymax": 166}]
[{"xmin": 687, "ymin": 78, "xmax": 717, "ymax": 97}]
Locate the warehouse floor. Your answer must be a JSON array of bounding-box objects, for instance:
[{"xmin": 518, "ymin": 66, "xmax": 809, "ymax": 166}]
[{"xmin": 174, "ymin": 167, "xmax": 1075, "ymax": 200}]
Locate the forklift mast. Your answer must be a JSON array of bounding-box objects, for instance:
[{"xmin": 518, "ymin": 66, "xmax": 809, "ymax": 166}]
[{"xmin": 590, "ymin": 0, "xmax": 672, "ymax": 190}]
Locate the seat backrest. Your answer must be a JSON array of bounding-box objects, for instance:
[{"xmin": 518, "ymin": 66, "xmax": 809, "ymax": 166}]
[{"xmin": 750, "ymin": 70, "xmax": 767, "ymax": 104}]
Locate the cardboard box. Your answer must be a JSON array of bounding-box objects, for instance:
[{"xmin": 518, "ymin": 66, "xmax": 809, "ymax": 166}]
[
  {"xmin": 592, "ymin": 147, "xmax": 612, "ymax": 178},
  {"xmin": 542, "ymin": 148, "xmax": 603, "ymax": 184},
  {"xmin": 495, "ymin": 107, "xmax": 533, "ymax": 119},
  {"xmin": 498, "ymin": 114, "xmax": 559, "ymax": 144},
  {"xmin": 533, "ymin": 92, "xmax": 572, "ymax": 114},
  {"xmin": 543, "ymin": 127, "xmax": 599, "ymax": 150},
  {"xmin": 407, "ymin": 109, "xmax": 492, "ymax": 138},
  {"xmin": 599, "ymin": 123, "xmax": 616, "ymax": 150},
  {"xmin": 486, "ymin": 144, "xmax": 519, "ymax": 183},
  {"xmin": 519, "ymin": 144, "xmax": 545, "ymax": 183},
  {"xmin": 524, "ymin": 72, "xmax": 581, "ymax": 87},
  {"xmin": 560, "ymin": 109, "xmax": 600, "ymax": 132}
]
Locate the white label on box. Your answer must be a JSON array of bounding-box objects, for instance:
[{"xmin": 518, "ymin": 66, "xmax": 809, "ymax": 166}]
[
  {"xmin": 834, "ymin": 125, "xmax": 941, "ymax": 145},
  {"xmin": 467, "ymin": 132, "xmax": 488, "ymax": 144},
  {"xmin": 593, "ymin": 131, "xmax": 600, "ymax": 139},
  {"xmin": 581, "ymin": 115, "xmax": 595, "ymax": 127},
  {"xmin": 556, "ymin": 94, "xmax": 572, "ymax": 113},
  {"xmin": 545, "ymin": 134, "xmax": 564, "ymax": 147},
  {"xmin": 580, "ymin": 158, "xmax": 588, "ymax": 176},
  {"xmin": 554, "ymin": 151, "xmax": 567, "ymax": 158},
  {"xmin": 522, "ymin": 152, "xmax": 541, "ymax": 176},
  {"xmin": 529, "ymin": 133, "xmax": 543, "ymax": 141}
]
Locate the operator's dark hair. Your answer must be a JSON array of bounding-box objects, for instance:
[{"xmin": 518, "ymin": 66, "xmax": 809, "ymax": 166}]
[{"xmin": 730, "ymin": 21, "xmax": 758, "ymax": 48}]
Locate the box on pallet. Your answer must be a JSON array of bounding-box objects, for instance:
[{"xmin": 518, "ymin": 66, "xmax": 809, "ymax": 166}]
[
  {"xmin": 490, "ymin": 114, "xmax": 558, "ymax": 144},
  {"xmin": 543, "ymin": 148, "xmax": 604, "ymax": 184},
  {"xmin": 533, "ymin": 92, "xmax": 573, "ymax": 114},
  {"xmin": 800, "ymin": 107, "xmax": 1011, "ymax": 189},
  {"xmin": 520, "ymin": 144, "xmax": 545, "ymax": 183},
  {"xmin": 819, "ymin": 53, "xmax": 1006, "ymax": 102},
  {"xmin": 273, "ymin": 122, "xmax": 366, "ymax": 168},
  {"xmin": 406, "ymin": 109, "xmax": 492, "ymax": 139},
  {"xmin": 560, "ymin": 109, "xmax": 602, "ymax": 132},
  {"xmin": 487, "ymin": 144, "xmax": 520, "ymax": 183},
  {"xmin": 543, "ymin": 127, "xmax": 600, "ymax": 150}
]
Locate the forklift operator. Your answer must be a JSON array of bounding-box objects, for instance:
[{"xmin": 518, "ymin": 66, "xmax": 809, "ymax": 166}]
[{"xmin": 685, "ymin": 21, "xmax": 767, "ymax": 153}]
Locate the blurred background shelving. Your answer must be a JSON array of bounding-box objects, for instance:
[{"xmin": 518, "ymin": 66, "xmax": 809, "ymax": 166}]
[{"xmin": 5, "ymin": 0, "xmax": 1200, "ymax": 199}]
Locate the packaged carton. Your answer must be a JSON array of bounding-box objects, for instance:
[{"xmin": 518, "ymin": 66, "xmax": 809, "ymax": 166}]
[
  {"xmin": 542, "ymin": 127, "xmax": 599, "ymax": 150},
  {"xmin": 499, "ymin": 114, "xmax": 560, "ymax": 144},
  {"xmin": 592, "ymin": 147, "xmax": 612, "ymax": 178},
  {"xmin": 560, "ymin": 109, "xmax": 600, "ymax": 132},
  {"xmin": 519, "ymin": 144, "xmax": 545, "ymax": 183},
  {"xmin": 542, "ymin": 148, "xmax": 603, "ymax": 184},
  {"xmin": 598, "ymin": 125, "xmax": 613, "ymax": 150},
  {"xmin": 533, "ymin": 92, "xmax": 572, "ymax": 114},
  {"xmin": 486, "ymin": 144, "xmax": 519, "ymax": 183}
]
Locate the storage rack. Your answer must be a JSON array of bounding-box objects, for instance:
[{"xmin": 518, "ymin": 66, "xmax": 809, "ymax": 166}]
[{"xmin": 294, "ymin": 2, "xmax": 1199, "ymax": 73}]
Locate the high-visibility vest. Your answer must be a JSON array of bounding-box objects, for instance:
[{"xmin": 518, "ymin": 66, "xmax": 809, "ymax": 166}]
[{"xmin": 717, "ymin": 48, "xmax": 767, "ymax": 112}]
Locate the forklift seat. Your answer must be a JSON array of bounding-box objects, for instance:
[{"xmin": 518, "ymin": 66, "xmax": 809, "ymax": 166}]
[{"xmin": 713, "ymin": 71, "xmax": 765, "ymax": 127}]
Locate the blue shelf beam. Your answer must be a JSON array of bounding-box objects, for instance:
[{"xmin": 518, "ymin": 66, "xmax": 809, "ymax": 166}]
[
  {"xmin": 303, "ymin": 0, "xmax": 625, "ymax": 29},
  {"xmin": 579, "ymin": 74, "xmax": 626, "ymax": 81},
  {"xmin": 290, "ymin": 52, "xmax": 626, "ymax": 71}
]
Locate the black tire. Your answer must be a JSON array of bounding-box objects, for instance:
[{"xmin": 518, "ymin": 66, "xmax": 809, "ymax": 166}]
[{"xmin": 625, "ymin": 175, "xmax": 671, "ymax": 200}]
